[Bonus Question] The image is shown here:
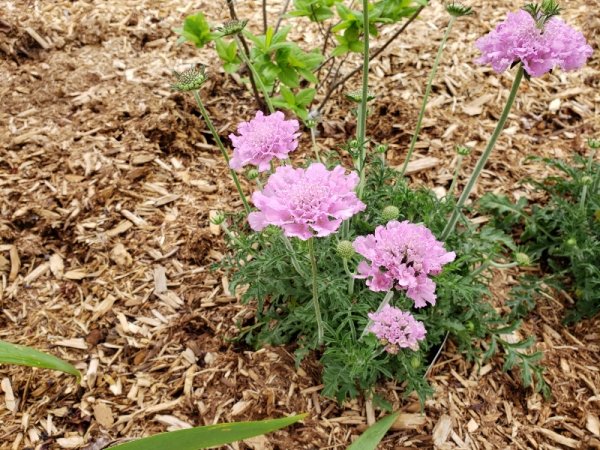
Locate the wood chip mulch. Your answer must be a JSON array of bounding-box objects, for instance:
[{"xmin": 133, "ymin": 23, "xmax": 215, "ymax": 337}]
[{"xmin": 1, "ymin": 0, "xmax": 599, "ymax": 449}]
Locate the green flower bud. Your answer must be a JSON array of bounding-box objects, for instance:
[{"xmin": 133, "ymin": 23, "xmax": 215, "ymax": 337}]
[
  {"xmin": 171, "ymin": 65, "xmax": 208, "ymax": 92},
  {"xmin": 566, "ymin": 237, "xmax": 577, "ymax": 247},
  {"xmin": 348, "ymin": 139, "xmax": 359, "ymax": 149},
  {"xmin": 210, "ymin": 212, "xmax": 225, "ymax": 225},
  {"xmin": 410, "ymin": 355, "xmax": 421, "ymax": 368},
  {"xmin": 305, "ymin": 119, "xmax": 317, "ymax": 129},
  {"xmin": 345, "ymin": 88, "xmax": 376, "ymax": 103},
  {"xmin": 515, "ymin": 252, "xmax": 531, "ymax": 266},
  {"xmin": 247, "ymin": 169, "xmax": 259, "ymax": 180},
  {"xmin": 375, "ymin": 144, "xmax": 388, "ymax": 154},
  {"xmin": 456, "ymin": 145, "xmax": 472, "ymax": 156},
  {"xmin": 446, "ymin": 2, "xmax": 473, "ymax": 17},
  {"xmin": 581, "ymin": 175, "xmax": 593, "ymax": 186},
  {"xmin": 465, "ymin": 321, "xmax": 475, "ymax": 332},
  {"xmin": 336, "ymin": 240, "xmax": 355, "ymax": 259},
  {"xmin": 381, "ymin": 205, "xmax": 400, "ymax": 222},
  {"xmin": 588, "ymin": 138, "xmax": 600, "ymax": 149},
  {"xmin": 216, "ymin": 19, "xmax": 248, "ymax": 36}
]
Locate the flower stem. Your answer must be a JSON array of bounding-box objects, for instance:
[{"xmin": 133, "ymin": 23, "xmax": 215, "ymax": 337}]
[
  {"xmin": 356, "ymin": 0, "xmax": 370, "ymax": 198},
  {"xmin": 400, "ymin": 16, "xmax": 456, "ymax": 178},
  {"xmin": 310, "ymin": 126, "xmax": 322, "ymax": 163},
  {"xmin": 579, "ymin": 148, "xmax": 596, "ymax": 209},
  {"xmin": 235, "ymin": 35, "xmax": 275, "ymax": 114},
  {"xmin": 192, "ymin": 90, "xmax": 251, "ymax": 214},
  {"xmin": 446, "ymin": 154, "xmax": 464, "ymax": 200},
  {"xmin": 342, "ymin": 258, "xmax": 354, "ymax": 296},
  {"xmin": 441, "ymin": 65, "xmax": 525, "ymax": 240},
  {"xmin": 308, "ymin": 238, "xmax": 325, "ymax": 345},
  {"xmin": 361, "ymin": 290, "xmax": 394, "ymax": 339}
]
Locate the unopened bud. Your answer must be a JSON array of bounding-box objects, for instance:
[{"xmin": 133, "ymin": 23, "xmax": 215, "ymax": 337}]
[
  {"xmin": 381, "ymin": 205, "xmax": 400, "ymax": 221},
  {"xmin": 581, "ymin": 175, "xmax": 593, "ymax": 186},
  {"xmin": 588, "ymin": 138, "xmax": 600, "ymax": 149},
  {"xmin": 210, "ymin": 212, "xmax": 226, "ymax": 225},
  {"xmin": 345, "ymin": 88, "xmax": 376, "ymax": 103},
  {"xmin": 456, "ymin": 145, "xmax": 471, "ymax": 156},
  {"xmin": 336, "ymin": 240, "xmax": 355, "ymax": 259},
  {"xmin": 171, "ymin": 65, "xmax": 208, "ymax": 92},
  {"xmin": 566, "ymin": 237, "xmax": 577, "ymax": 247},
  {"xmin": 348, "ymin": 139, "xmax": 359, "ymax": 149},
  {"xmin": 446, "ymin": 2, "xmax": 473, "ymax": 17},
  {"xmin": 216, "ymin": 19, "xmax": 248, "ymax": 36},
  {"xmin": 247, "ymin": 168, "xmax": 259, "ymax": 180},
  {"xmin": 375, "ymin": 144, "xmax": 388, "ymax": 154},
  {"xmin": 515, "ymin": 252, "xmax": 531, "ymax": 266},
  {"xmin": 410, "ymin": 355, "xmax": 421, "ymax": 368}
]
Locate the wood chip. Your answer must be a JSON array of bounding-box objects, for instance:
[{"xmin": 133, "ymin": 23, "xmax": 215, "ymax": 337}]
[
  {"xmin": 433, "ymin": 414, "xmax": 453, "ymax": 446},
  {"xmin": 8, "ymin": 246, "xmax": 20, "ymax": 282},
  {"xmin": 49, "ymin": 254, "xmax": 65, "ymax": 278},
  {"xmin": 93, "ymin": 403, "xmax": 114, "ymax": 429},
  {"xmin": 587, "ymin": 414, "xmax": 600, "ymax": 436},
  {"xmin": 57, "ymin": 436, "xmax": 84, "ymax": 449},
  {"xmin": 1, "ymin": 377, "xmax": 17, "ymax": 413},
  {"xmin": 54, "ymin": 338, "xmax": 88, "ymax": 350},
  {"xmin": 391, "ymin": 413, "xmax": 427, "ymax": 430},
  {"xmin": 535, "ymin": 428, "xmax": 579, "ymax": 448}
]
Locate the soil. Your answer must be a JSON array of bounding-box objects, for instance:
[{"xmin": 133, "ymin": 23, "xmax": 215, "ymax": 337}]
[{"xmin": 1, "ymin": 0, "xmax": 599, "ymax": 449}]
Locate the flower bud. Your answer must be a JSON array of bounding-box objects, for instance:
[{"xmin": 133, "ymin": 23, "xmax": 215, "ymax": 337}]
[
  {"xmin": 446, "ymin": 2, "xmax": 473, "ymax": 17},
  {"xmin": 210, "ymin": 212, "xmax": 225, "ymax": 225},
  {"xmin": 305, "ymin": 119, "xmax": 317, "ymax": 129},
  {"xmin": 345, "ymin": 88, "xmax": 376, "ymax": 103},
  {"xmin": 381, "ymin": 205, "xmax": 400, "ymax": 222},
  {"xmin": 375, "ymin": 144, "xmax": 388, "ymax": 154},
  {"xmin": 588, "ymin": 138, "xmax": 600, "ymax": 149},
  {"xmin": 171, "ymin": 65, "xmax": 208, "ymax": 92},
  {"xmin": 566, "ymin": 237, "xmax": 577, "ymax": 248},
  {"xmin": 465, "ymin": 321, "xmax": 475, "ymax": 332},
  {"xmin": 348, "ymin": 139, "xmax": 359, "ymax": 149},
  {"xmin": 515, "ymin": 252, "xmax": 531, "ymax": 266},
  {"xmin": 216, "ymin": 19, "xmax": 248, "ymax": 36},
  {"xmin": 247, "ymin": 168, "xmax": 259, "ymax": 180},
  {"xmin": 336, "ymin": 240, "xmax": 355, "ymax": 259},
  {"xmin": 410, "ymin": 355, "xmax": 421, "ymax": 368},
  {"xmin": 581, "ymin": 175, "xmax": 593, "ymax": 186},
  {"xmin": 456, "ymin": 145, "xmax": 471, "ymax": 156}
]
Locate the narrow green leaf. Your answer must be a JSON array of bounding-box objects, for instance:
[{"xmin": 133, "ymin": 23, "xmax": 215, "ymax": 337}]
[
  {"xmin": 0, "ymin": 340, "xmax": 81, "ymax": 381},
  {"xmin": 110, "ymin": 414, "xmax": 307, "ymax": 450},
  {"xmin": 347, "ymin": 411, "xmax": 400, "ymax": 450}
]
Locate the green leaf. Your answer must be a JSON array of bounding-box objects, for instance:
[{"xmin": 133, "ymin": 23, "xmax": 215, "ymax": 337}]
[
  {"xmin": 278, "ymin": 66, "xmax": 300, "ymax": 88},
  {"xmin": 347, "ymin": 411, "xmax": 400, "ymax": 450},
  {"xmin": 280, "ymin": 85, "xmax": 297, "ymax": 105},
  {"xmin": 110, "ymin": 414, "xmax": 307, "ymax": 450},
  {"xmin": 176, "ymin": 12, "xmax": 213, "ymax": 48},
  {"xmin": 295, "ymin": 88, "xmax": 316, "ymax": 107},
  {"xmin": 0, "ymin": 340, "xmax": 81, "ymax": 381}
]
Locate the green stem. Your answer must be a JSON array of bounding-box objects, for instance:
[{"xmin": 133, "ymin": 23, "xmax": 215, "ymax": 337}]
[
  {"xmin": 441, "ymin": 65, "xmax": 525, "ymax": 240},
  {"xmin": 400, "ymin": 16, "xmax": 456, "ymax": 178},
  {"xmin": 342, "ymin": 258, "xmax": 354, "ymax": 296},
  {"xmin": 446, "ymin": 154, "xmax": 463, "ymax": 200},
  {"xmin": 356, "ymin": 0, "xmax": 370, "ymax": 199},
  {"xmin": 310, "ymin": 126, "xmax": 322, "ymax": 163},
  {"xmin": 579, "ymin": 148, "xmax": 596, "ymax": 209},
  {"xmin": 235, "ymin": 36, "xmax": 275, "ymax": 114},
  {"xmin": 281, "ymin": 234, "xmax": 307, "ymax": 278},
  {"xmin": 308, "ymin": 238, "xmax": 325, "ymax": 345},
  {"xmin": 192, "ymin": 91, "xmax": 251, "ymax": 214}
]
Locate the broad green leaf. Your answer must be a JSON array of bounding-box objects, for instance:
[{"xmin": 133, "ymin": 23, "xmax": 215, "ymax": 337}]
[
  {"xmin": 176, "ymin": 12, "xmax": 213, "ymax": 48},
  {"xmin": 295, "ymin": 88, "xmax": 316, "ymax": 107},
  {"xmin": 280, "ymin": 86, "xmax": 297, "ymax": 105},
  {"xmin": 0, "ymin": 340, "xmax": 81, "ymax": 381},
  {"xmin": 110, "ymin": 414, "xmax": 307, "ymax": 450},
  {"xmin": 278, "ymin": 66, "xmax": 300, "ymax": 88},
  {"xmin": 347, "ymin": 411, "xmax": 400, "ymax": 450}
]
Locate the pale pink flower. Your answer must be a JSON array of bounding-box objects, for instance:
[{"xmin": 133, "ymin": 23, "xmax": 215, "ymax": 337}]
[
  {"xmin": 248, "ymin": 163, "xmax": 365, "ymax": 240},
  {"xmin": 353, "ymin": 221, "xmax": 455, "ymax": 307},
  {"xmin": 475, "ymin": 9, "xmax": 592, "ymax": 77},
  {"xmin": 368, "ymin": 305, "xmax": 426, "ymax": 352},
  {"xmin": 229, "ymin": 111, "xmax": 300, "ymax": 172}
]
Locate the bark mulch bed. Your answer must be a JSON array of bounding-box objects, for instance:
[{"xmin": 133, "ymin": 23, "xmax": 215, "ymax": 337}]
[{"xmin": 1, "ymin": 0, "xmax": 599, "ymax": 449}]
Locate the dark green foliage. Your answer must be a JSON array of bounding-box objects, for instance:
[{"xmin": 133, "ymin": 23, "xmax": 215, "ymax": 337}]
[
  {"xmin": 480, "ymin": 150, "xmax": 599, "ymax": 323},
  {"xmin": 222, "ymin": 158, "xmax": 548, "ymax": 403}
]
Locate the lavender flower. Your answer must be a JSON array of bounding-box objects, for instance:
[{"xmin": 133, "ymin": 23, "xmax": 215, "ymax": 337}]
[
  {"xmin": 475, "ymin": 9, "xmax": 592, "ymax": 77},
  {"xmin": 248, "ymin": 163, "xmax": 366, "ymax": 240},
  {"xmin": 368, "ymin": 305, "xmax": 426, "ymax": 353},
  {"xmin": 229, "ymin": 111, "xmax": 300, "ymax": 172},
  {"xmin": 353, "ymin": 221, "xmax": 455, "ymax": 307}
]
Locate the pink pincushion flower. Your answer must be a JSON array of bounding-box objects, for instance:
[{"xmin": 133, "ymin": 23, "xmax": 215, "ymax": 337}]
[
  {"xmin": 353, "ymin": 221, "xmax": 455, "ymax": 307},
  {"xmin": 248, "ymin": 163, "xmax": 365, "ymax": 240},
  {"xmin": 229, "ymin": 111, "xmax": 300, "ymax": 172},
  {"xmin": 368, "ymin": 305, "xmax": 426, "ymax": 352},
  {"xmin": 475, "ymin": 10, "xmax": 592, "ymax": 77}
]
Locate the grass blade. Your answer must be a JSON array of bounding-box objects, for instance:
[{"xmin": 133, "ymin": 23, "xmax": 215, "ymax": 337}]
[
  {"xmin": 109, "ymin": 414, "xmax": 307, "ymax": 450},
  {"xmin": 0, "ymin": 340, "xmax": 80, "ymax": 381},
  {"xmin": 347, "ymin": 411, "xmax": 400, "ymax": 450}
]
